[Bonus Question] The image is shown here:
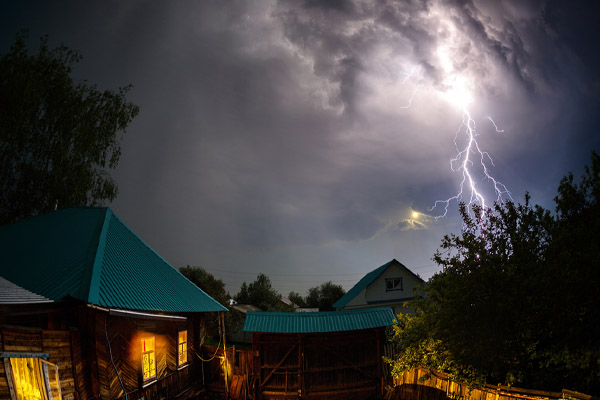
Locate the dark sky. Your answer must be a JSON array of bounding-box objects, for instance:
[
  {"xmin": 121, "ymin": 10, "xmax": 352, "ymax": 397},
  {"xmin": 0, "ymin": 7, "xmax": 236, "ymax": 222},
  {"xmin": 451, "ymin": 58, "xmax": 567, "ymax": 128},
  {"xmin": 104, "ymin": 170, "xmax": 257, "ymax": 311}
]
[{"xmin": 2, "ymin": 0, "xmax": 599, "ymax": 297}]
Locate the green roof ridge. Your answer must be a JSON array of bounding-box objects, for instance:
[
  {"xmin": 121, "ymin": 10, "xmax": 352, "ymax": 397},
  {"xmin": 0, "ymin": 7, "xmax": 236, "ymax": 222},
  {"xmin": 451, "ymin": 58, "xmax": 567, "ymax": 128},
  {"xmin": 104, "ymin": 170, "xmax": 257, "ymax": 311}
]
[
  {"xmin": 332, "ymin": 260, "xmax": 394, "ymax": 308},
  {"xmin": 87, "ymin": 208, "xmax": 112, "ymax": 304}
]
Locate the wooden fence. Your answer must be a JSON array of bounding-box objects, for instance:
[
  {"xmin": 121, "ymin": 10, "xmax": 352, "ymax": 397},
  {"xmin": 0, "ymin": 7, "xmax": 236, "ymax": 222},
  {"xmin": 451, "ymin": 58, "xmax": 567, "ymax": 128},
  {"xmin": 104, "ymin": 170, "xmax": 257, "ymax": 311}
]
[
  {"xmin": 201, "ymin": 344, "xmax": 255, "ymax": 400},
  {"xmin": 386, "ymin": 367, "xmax": 598, "ymax": 400}
]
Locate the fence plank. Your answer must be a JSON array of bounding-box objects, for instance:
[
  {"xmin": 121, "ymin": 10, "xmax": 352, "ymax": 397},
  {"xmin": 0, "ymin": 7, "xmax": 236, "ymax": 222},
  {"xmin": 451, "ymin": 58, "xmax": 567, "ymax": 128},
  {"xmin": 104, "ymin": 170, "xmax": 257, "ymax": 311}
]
[{"xmin": 388, "ymin": 367, "xmax": 597, "ymax": 400}]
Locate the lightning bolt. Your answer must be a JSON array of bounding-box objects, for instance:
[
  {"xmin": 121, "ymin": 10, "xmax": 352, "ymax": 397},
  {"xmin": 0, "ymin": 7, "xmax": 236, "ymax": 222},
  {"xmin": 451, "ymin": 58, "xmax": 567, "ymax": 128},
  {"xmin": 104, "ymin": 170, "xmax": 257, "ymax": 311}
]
[
  {"xmin": 395, "ymin": 63, "xmax": 512, "ymax": 221},
  {"xmin": 398, "ymin": 68, "xmax": 421, "ymax": 109},
  {"xmin": 430, "ymin": 107, "xmax": 513, "ymax": 219}
]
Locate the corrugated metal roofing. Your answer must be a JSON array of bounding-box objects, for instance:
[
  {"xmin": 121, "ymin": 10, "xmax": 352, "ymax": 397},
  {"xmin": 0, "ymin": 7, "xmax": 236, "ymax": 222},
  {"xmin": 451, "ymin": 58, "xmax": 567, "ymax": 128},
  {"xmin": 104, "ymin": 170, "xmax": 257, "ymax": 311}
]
[
  {"xmin": 332, "ymin": 259, "xmax": 424, "ymax": 308},
  {"xmin": 0, "ymin": 276, "xmax": 53, "ymax": 304},
  {"xmin": 0, "ymin": 208, "xmax": 226, "ymax": 313},
  {"xmin": 243, "ymin": 307, "xmax": 395, "ymax": 333}
]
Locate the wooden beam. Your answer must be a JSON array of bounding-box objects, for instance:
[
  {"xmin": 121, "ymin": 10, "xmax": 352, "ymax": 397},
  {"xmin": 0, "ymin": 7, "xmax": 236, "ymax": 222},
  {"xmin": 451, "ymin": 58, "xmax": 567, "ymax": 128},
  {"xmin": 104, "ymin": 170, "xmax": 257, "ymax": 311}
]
[
  {"xmin": 298, "ymin": 334, "xmax": 304, "ymax": 397},
  {"xmin": 315, "ymin": 343, "xmax": 374, "ymax": 379},
  {"xmin": 260, "ymin": 344, "xmax": 297, "ymax": 388}
]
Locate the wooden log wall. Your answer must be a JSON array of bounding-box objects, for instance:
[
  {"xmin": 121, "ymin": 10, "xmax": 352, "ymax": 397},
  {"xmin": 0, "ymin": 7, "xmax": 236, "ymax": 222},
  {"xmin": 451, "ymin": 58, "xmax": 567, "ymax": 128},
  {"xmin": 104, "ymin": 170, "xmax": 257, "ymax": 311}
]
[
  {"xmin": 71, "ymin": 327, "xmax": 94, "ymax": 400},
  {"xmin": 388, "ymin": 367, "xmax": 598, "ymax": 400},
  {"xmin": 0, "ymin": 325, "xmax": 77, "ymax": 400},
  {"xmin": 89, "ymin": 310, "xmax": 201, "ymax": 400}
]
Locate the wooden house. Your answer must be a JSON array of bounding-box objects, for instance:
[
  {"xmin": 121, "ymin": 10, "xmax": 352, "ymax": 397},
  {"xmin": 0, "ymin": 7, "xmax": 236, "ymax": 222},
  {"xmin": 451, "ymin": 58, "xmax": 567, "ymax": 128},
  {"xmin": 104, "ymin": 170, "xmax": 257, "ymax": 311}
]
[
  {"xmin": 243, "ymin": 307, "xmax": 395, "ymax": 400},
  {"xmin": 0, "ymin": 207, "xmax": 227, "ymax": 400},
  {"xmin": 332, "ymin": 259, "xmax": 425, "ymax": 315}
]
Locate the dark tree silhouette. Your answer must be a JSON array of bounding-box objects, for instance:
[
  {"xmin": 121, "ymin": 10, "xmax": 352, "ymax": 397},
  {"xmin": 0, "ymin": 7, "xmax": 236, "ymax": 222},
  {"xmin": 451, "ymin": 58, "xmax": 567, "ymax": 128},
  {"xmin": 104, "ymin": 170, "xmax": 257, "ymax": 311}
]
[{"xmin": 0, "ymin": 33, "xmax": 139, "ymax": 224}]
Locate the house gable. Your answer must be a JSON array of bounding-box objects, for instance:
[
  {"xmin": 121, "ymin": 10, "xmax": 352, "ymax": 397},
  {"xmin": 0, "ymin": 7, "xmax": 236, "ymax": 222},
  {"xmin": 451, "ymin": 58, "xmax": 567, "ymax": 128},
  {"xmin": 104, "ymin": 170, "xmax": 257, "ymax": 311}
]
[
  {"xmin": 333, "ymin": 259, "xmax": 425, "ymax": 311},
  {"xmin": 365, "ymin": 261, "xmax": 424, "ymax": 305}
]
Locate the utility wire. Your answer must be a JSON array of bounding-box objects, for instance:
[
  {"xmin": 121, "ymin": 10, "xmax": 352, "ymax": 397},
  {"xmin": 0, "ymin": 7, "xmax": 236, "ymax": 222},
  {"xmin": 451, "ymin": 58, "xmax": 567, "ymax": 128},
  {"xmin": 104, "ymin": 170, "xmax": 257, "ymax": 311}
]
[{"xmin": 105, "ymin": 316, "xmax": 128, "ymax": 400}]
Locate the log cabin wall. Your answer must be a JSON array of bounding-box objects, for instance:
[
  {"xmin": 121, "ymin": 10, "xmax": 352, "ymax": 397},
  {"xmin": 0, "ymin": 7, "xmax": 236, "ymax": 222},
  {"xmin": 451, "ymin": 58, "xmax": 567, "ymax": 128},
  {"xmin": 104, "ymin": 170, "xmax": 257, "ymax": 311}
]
[
  {"xmin": 0, "ymin": 324, "xmax": 77, "ymax": 400},
  {"xmin": 1, "ymin": 306, "xmax": 209, "ymax": 400},
  {"xmin": 86, "ymin": 308, "xmax": 204, "ymax": 400}
]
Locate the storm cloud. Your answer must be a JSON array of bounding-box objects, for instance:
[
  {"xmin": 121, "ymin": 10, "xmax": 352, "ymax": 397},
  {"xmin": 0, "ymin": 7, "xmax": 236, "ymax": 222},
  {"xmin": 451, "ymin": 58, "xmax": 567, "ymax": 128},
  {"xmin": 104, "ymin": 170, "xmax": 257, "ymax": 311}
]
[{"xmin": 1, "ymin": 0, "xmax": 599, "ymax": 294}]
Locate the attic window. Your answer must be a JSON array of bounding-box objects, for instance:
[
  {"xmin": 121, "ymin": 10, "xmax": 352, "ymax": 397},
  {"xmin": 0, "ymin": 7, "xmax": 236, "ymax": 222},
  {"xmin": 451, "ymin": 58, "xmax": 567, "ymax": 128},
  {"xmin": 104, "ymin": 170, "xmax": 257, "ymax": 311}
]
[
  {"xmin": 385, "ymin": 277, "xmax": 403, "ymax": 292},
  {"xmin": 141, "ymin": 337, "xmax": 156, "ymax": 382},
  {"xmin": 177, "ymin": 331, "xmax": 188, "ymax": 367}
]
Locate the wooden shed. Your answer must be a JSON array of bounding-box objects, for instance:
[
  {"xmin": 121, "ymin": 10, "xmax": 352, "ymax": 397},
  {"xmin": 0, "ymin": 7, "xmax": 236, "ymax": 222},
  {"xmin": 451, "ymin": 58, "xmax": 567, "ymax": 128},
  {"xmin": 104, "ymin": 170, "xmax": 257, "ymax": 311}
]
[
  {"xmin": 243, "ymin": 307, "xmax": 395, "ymax": 400},
  {"xmin": 0, "ymin": 207, "xmax": 227, "ymax": 400}
]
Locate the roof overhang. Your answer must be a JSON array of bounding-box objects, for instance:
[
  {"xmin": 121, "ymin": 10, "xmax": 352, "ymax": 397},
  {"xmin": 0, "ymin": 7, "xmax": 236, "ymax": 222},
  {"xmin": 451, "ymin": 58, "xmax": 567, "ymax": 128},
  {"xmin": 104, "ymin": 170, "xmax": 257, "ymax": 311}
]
[{"xmin": 88, "ymin": 304, "xmax": 188, "ymax": 321}]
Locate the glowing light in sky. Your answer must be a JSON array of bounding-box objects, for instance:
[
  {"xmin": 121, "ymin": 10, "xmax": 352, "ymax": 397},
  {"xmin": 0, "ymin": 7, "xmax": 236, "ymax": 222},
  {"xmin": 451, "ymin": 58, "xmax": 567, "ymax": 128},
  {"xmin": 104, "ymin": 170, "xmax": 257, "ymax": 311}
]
[
  {"xmin": 411, "ymin": 43, "xmax": 512, "ymax": 219},
  {"xmin": 412, "ymin": 211, "xmax": 419, "ymax": 219}
]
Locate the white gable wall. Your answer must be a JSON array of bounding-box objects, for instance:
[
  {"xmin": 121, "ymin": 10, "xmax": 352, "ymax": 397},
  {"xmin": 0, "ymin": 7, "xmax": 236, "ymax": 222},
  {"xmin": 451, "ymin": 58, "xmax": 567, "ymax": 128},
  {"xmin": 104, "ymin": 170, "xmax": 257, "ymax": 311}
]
[
  {"xmin": 344, "ymin": 288, "xmax": 367, "ymax": 308},
  {"xmin": 365, "ymin": 263, "xmax": 423, "ymax": 304}
]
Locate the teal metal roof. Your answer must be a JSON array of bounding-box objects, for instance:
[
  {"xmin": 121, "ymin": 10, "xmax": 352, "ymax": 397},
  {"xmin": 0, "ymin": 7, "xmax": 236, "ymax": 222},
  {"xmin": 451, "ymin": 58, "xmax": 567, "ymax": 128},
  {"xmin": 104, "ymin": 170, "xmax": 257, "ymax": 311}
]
[
  {"xmin": 0, "ymin": 208, "xmax": 226, "ymax": 313},
  {"xmin": 243, "ymin": 307, "xmax": 395, "ymax": 333},
  {"xmin": 332, "ymin": 259, "xmax": 424, "ymax": 308}
]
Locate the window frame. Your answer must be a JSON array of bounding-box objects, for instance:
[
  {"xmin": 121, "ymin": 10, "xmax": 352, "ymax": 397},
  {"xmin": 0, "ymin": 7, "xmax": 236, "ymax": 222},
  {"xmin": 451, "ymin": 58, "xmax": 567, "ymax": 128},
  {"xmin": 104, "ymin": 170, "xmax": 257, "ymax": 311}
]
[
  {"xmin": 385, "ymin": 277, "xmax": 403, "ymax": 292},
  {"xmin": 177, "ymin": 330, "xmax": 188, "ymax": 368},
  {"xmin": 141, "ymin": 336, "xmax": 157, "ymax": 384}
]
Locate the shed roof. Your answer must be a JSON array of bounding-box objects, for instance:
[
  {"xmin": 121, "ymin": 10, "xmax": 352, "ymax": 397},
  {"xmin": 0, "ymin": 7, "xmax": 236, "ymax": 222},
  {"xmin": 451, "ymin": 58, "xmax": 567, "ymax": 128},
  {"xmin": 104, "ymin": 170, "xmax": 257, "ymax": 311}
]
[
  {"xmin": 243, "ymin": 307, "xmax": 395, "ymax": 333},
  {"xmin": 332, "ymin": 259, "xmax": 424, "ymax": 308},
  {"xmin": 0, "ymin": 208, "xmax": 226, "ymax": 313}
]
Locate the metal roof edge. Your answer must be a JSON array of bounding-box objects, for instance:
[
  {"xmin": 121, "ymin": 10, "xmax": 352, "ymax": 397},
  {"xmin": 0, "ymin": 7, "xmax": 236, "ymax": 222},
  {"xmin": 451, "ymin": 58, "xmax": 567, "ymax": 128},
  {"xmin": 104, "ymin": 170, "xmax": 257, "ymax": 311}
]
[
  {"xmin": 366, "ymin": 296, "xmax": 417, "ymax": 305},
  {"xmin": 86, "ymin": 208, "xmax": 112, "ymax": 304},
  {"xmin": 107, "ymin": 210, "xmax": 228, "ymax": 312},
  {"xmin": 174, "ymin": 266, "xmax": 228, "ymax": 312},
  {"xmin": 243, "ymin": 307, "xmax": 396, "ymax": 333},
  {"xmin": 244, "ymin": 306, "xmax": 394, "ymax": 318},
  {"xmin": 332, "ymin": 260, "xmax": 393, "ymax": 308},
  {"xmin": 108, "ymin": 308, "xmax": 187, "ymax": 321}
]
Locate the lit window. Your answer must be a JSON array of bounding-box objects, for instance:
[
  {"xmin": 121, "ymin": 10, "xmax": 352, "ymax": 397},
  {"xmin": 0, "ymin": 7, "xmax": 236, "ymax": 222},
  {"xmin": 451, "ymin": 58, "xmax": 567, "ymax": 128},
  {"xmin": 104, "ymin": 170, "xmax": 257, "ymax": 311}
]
[
  {"xmin": 4, "ymin": 356, "xmax": 62, "ymax": 400},
  {"xmin": 385, "ymin": 277, "xmax": 403, "ymax": 291},
  {"xmin": 178, "ymin": 331, "xmax": 187, "ymax": 366},
  {"xmin": 141, "ymin": 337, "xmax": 156, "ymax": 381}
]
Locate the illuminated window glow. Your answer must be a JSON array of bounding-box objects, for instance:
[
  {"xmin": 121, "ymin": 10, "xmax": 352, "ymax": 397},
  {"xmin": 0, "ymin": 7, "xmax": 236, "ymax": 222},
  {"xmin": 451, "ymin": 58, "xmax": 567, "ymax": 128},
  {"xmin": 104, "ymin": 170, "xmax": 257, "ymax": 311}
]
[
  {"xmin": 178, "ymin": 331, "xmax": 187, "ymax": 366},
  {"xmin": 141, "ymin": 337, "xmax": 156, "ymax": 381}
]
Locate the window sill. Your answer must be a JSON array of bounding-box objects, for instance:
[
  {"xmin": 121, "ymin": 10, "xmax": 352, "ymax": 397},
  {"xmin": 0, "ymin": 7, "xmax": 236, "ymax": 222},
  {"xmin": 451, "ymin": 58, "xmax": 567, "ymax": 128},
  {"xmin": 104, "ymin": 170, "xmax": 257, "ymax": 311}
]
[
  {"xmin": 142, "ymin": 378, "xmax": 157, "ymax": 388},
  {"xmin": 177, "ymin": 363, "xmax": 189, "ymax": 371}
]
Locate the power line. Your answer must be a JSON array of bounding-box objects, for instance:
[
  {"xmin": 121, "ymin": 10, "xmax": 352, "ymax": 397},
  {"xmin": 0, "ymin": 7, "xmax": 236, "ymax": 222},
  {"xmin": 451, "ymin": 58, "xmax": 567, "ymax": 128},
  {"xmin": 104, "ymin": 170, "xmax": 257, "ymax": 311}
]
[
  {"xmin": 200, "ymin": 264, "xmax": 439, "ymax": 278},
  {"xmin": 202, "ymin": 268, "xmax": 367, "ymax": 277}
]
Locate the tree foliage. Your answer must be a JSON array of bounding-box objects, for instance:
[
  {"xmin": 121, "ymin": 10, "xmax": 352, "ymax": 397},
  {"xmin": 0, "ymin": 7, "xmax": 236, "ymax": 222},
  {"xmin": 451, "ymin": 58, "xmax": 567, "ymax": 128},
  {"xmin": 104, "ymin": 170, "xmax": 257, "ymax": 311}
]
[
  {"xmin": 179, "ymin": 266, "xmax": 237, "ymax": 341},
  {"xmin": 179, "ymin": 266, "xmax": 230, "ymax": 306},
  {"xmin": 234, "ymin": 273, "xmax": 289, "ymax": 311},
  {"xmin": 305, "ymin": 281, "xmax": 346, "ymax": 311},
  {"xmin": 387, "ymin": 152, "xmax": 600, "ymax": 395},
  {"xmin": 288, "ymin": 291, "xmax": 307, "ymax": 308},
  {"xmin": 0, "ymin": 33, "xmax": 139, "ymax": 224},
  {"xmin": 542, "ymin": 151, "xmax": 600, "ymax": 391}
]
